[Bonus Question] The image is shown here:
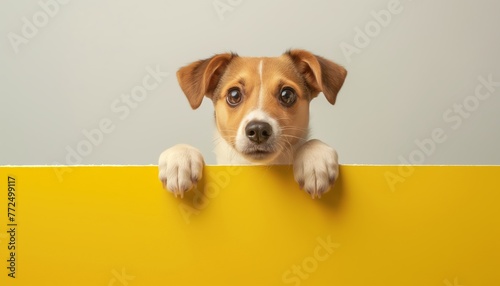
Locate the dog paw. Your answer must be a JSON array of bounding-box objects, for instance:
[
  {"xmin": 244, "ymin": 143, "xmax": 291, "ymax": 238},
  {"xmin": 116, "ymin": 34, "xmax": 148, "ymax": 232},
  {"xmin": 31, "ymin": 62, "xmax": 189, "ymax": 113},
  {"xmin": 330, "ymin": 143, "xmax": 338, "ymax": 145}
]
[
  {"xmin": 293, "ymin": 139, "xmax": 339, "ymax": 199},
  {"xmin": 158, "ymin": 144, "xmax": 205, "ymax": 198}
]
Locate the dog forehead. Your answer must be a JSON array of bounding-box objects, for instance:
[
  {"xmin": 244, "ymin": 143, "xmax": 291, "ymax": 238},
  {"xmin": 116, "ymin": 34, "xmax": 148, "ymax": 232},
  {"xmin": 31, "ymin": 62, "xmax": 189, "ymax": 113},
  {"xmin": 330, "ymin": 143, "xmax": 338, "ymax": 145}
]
[
  {"xmin": 222, "ymin": 57, "xmax": 260, "ymax": 78},
  {"xmin": 224, "ymin": 56, "xmax": 300, "ymax": 82}
]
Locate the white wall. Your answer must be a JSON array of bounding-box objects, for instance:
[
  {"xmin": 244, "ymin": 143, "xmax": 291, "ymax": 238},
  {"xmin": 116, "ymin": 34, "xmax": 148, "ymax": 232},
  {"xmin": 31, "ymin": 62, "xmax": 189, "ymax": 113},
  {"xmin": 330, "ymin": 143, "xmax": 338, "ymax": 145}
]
[{"xmin": 1, "ymin": 0, "xmax": 499, "ymax": 165}]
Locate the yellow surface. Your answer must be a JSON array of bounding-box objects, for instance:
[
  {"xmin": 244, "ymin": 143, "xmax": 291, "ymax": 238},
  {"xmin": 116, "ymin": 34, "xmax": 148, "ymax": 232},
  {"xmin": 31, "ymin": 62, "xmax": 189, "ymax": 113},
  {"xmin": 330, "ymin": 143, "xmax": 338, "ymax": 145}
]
[{"xmin": 0, "ymin": 165, "xmax": 499, "ymax": 286}]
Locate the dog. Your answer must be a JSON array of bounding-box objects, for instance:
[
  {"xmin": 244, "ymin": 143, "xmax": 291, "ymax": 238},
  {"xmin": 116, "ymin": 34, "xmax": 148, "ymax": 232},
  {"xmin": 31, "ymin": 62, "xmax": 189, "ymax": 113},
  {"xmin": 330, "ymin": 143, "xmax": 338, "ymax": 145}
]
[{"xmin": 159, "ymin": 49, "xmax": 347, "ymax": 199}]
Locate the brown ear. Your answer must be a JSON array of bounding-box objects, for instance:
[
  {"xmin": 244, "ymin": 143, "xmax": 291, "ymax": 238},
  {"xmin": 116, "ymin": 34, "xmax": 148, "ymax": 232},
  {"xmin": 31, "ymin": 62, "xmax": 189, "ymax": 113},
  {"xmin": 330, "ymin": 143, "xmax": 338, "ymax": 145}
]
[
  {"xmin": 286, "ymin": 49, "xmax": 347, "ymax": 105},
  {"xmin": 176, "ymin": 53, "xmax": 236, "ymax": 109}
]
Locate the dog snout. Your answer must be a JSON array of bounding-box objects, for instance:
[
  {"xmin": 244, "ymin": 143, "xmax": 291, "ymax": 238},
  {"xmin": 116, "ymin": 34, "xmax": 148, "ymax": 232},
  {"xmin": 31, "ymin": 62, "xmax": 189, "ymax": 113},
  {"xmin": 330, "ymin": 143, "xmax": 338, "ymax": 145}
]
[{"xmin": 245, "ymin": 121, "xmax": 272, "ymax": 144}]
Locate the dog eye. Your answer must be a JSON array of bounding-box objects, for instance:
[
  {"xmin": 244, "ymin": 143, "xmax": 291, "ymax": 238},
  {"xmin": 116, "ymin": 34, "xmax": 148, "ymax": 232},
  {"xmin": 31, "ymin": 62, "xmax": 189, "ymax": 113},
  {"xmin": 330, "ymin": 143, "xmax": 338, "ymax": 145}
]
[
  {"xmin": 226, "ymin": 88, "xmax": 242, "ymax": 107},
  {"xmin": 279, "ymin": 87, "xmax": 297, "ymax": 107}
]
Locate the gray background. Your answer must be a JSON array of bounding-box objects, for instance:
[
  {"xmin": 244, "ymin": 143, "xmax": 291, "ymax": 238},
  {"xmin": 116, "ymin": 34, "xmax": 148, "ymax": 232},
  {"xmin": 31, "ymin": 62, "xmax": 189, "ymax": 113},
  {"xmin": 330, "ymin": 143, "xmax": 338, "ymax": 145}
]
[{"xmin": 1, "ymin": 0, "xmax": 499, "ymax": 166}]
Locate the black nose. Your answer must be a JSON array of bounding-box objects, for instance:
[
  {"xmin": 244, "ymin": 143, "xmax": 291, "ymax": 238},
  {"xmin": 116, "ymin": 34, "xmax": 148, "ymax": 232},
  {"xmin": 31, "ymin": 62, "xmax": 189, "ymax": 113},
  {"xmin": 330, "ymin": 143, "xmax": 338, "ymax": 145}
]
[{"xmin": 245, "ymin": 121, "xmax": 272, "ymax": 144}]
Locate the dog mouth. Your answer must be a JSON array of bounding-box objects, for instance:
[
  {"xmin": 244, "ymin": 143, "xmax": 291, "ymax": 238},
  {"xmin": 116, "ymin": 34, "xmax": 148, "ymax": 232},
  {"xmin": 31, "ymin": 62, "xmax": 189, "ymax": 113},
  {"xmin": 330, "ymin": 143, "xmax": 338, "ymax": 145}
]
[{"xmin": 242, "ymin": 146, "xmax": 276, "ymax": 160}]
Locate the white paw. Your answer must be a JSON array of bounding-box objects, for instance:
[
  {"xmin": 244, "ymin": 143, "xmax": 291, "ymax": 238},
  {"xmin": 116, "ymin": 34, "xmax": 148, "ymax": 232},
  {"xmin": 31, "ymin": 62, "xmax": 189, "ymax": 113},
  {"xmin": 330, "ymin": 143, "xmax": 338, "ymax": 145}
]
[
  {"xmin": 158, "ymin": 144, "xmax": 205, "ymax": 198},
  {"xmin": 293, "ymin": 139, "xmax": 339, "ymax": 199}
]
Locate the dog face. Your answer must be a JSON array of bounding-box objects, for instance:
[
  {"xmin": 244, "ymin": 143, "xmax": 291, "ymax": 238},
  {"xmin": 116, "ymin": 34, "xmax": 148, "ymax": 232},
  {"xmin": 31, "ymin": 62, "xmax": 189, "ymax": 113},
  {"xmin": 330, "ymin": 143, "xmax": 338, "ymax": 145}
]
[
  {"xmin": 212, "ymin": 56, "xmax": 312, "ymax": 163},
  {"xmin": 176, "ymin": 50, "xmax": 347, "ymax": 163}
]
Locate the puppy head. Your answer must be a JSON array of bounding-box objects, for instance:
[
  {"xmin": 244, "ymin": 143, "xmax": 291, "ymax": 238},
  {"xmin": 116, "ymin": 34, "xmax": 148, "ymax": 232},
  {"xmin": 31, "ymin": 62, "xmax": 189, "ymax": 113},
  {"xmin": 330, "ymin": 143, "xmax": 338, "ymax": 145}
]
[{"xmin": 176, "ymin": 49, "xmax": 347, "ymax": 163}]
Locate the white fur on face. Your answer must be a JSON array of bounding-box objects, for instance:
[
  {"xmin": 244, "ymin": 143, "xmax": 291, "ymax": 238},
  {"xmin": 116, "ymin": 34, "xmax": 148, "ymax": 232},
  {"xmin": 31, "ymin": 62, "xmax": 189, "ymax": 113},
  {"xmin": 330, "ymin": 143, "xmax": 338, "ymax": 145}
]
[
  {"xmin": 231, "ymin": 60, "xmax": 282, "ymax": 163},
  {"xmin": 258, "ymin": 60, "xmax": 264, "ymax": 109}
]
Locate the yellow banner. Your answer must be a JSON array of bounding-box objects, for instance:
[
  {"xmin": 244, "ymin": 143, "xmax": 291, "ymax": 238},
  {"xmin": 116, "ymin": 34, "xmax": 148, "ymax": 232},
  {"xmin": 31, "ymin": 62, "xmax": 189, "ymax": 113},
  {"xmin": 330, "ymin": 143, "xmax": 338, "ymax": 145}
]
[{"xmin": 0, "ymin": 165, "xmax": 499, "ymax": 285}]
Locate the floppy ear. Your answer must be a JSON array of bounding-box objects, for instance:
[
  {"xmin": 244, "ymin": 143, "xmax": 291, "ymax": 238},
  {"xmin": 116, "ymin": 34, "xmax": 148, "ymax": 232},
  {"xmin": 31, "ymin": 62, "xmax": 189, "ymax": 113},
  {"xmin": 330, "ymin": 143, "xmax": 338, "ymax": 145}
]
[
  {"xmin": 176, "ymin": 53, "xmax": 236, "ymax": 109},
  {"xmin": 286, "ymin": 49, "xmax": 347, "ymax": 105}
]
